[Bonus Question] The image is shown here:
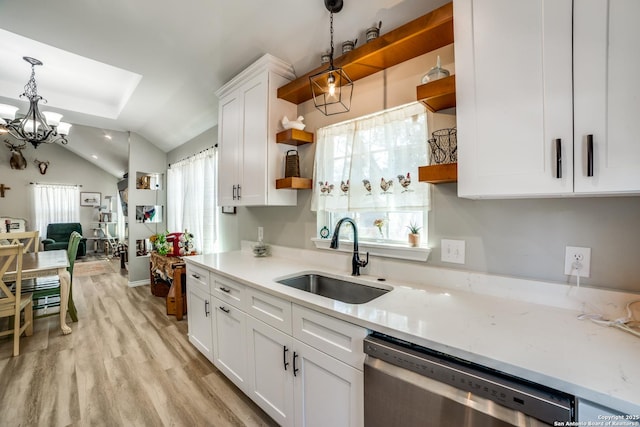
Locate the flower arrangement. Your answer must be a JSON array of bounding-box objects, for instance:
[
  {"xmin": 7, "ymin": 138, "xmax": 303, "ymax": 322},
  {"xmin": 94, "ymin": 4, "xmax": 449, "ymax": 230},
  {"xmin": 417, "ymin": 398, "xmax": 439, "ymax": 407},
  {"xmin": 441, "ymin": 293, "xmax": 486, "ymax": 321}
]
[
  {"xmin": 150, "ymin": 231, "xmax": 171, "ymax": 255},
  {"xmin": 373, "ymin": 218, "xmax": 385, "ymax": 237}
]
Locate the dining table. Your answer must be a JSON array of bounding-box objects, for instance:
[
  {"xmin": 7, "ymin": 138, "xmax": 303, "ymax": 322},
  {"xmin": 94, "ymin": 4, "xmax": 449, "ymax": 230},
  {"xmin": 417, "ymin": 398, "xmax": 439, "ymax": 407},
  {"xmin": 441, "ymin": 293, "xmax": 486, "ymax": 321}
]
[{"xmin": 2, "ymin": 249, "xmax": 72, "ymax": 335}]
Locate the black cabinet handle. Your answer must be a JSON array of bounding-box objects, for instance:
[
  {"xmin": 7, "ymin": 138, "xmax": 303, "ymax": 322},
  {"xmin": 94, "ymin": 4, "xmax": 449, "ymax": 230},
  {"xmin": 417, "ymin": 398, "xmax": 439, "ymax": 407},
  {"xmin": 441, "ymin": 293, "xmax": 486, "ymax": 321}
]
[
  {"xmin": 219, "ymin": 306, "xmax": 230, "ymax": 313},
  {"xmin": 587, "ymin": 134, "xmax": 594, "ymax": 177},
  {"xmin": 555, "ymin": 138, "xmax": 562, "ymax": 179},
  {"xmin": 293, "ymin": 352, "xmax": 299, "ymax": 377},
  {"xmin": 204, "ymin": 300, "xmax": 210, "ymax": 317},
  {"xmin": 232, "ymin": 185, "xmax": 237, "ymax": 200},
  {"xmin": 283, "ymin": 346, "xmax": 289, "ymax": 371},
  {"xmin": 219, "ymin": 286, "xmax": 230, "ymax": 293},
  {"xmin": 237, "ymin": 185, "xmax": 241, "ymax": 199},
  {"xmin": 191, "ymin": 273, "xmax": 200, "ymax": 279}
]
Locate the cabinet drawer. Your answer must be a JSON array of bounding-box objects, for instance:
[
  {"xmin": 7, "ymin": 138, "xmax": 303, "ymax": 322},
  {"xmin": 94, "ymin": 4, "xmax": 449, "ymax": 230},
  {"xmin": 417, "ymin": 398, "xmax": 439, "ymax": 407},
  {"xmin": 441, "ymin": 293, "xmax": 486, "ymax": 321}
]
[
  {"xmin": 212, "ymin": 274, "xmax": 246, "ymax": 310},
  {"xmin": 293, "ymin": 304, "xmax": 367, "ymax": 370},
  {"xmin": 246, "ymin": 288, "xmax": 292, "ymax": 335},
  {"xmin": 186, "ymin": 264, "xmax": 210, "ymax": 295}
]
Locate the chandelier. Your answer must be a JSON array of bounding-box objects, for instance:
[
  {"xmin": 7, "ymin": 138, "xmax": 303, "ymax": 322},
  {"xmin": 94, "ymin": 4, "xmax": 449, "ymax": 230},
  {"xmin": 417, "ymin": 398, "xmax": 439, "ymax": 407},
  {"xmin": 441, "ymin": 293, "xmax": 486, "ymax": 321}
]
[
  {"xmin": 309, "ymin": 0, "xmax": 353, "ymax": 116},
  {"xmin": 0, "ymin": 57, "xmax": 72, "ymax": 149}
]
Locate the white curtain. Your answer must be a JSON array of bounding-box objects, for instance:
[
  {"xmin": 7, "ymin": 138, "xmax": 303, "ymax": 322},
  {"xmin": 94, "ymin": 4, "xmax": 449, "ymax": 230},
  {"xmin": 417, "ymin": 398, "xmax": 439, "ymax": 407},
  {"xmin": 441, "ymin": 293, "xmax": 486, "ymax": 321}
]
[
  {"xmin": 312, "ymin": 102, "xmax": 429, "ymax": 212},
  {"xmin": 167, "ymin": 148, "xmax": 216, "ymax": 254},
  {"xmin": 32, "ymin": 184, "xmax": 80, "ymax": 237}
]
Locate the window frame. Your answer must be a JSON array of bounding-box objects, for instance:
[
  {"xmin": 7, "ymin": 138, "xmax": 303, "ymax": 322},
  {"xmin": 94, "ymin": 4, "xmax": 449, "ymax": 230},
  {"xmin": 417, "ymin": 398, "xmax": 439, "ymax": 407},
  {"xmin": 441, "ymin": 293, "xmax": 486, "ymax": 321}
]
[{"xmin": 312, "ymin": 102, "xmax": 432, "ymax": 262}]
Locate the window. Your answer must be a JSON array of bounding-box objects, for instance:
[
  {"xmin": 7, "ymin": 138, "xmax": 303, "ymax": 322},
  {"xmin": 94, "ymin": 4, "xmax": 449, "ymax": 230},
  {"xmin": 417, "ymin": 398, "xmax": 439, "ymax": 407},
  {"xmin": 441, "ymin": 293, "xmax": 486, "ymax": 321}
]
[
  {"xmin": 32, "ymin": 184, "xmax": 80, "ymax": 238},
  {"xmin": 167, "ymin": 148, "xmax": 217, "ymax": 254},
  {"xmin": 312, "ymin": 102, "xmax": 430, "ymax": 256}
]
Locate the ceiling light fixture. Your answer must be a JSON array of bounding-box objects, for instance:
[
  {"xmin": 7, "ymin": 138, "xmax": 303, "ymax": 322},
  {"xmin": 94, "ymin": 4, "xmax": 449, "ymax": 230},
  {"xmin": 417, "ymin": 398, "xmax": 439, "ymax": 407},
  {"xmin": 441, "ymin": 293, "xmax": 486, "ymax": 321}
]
[
  {"xmin": 309, "ymin": 0, "xmax": 353, "ymax": 116},
  {"xmin": 0, "ymin": 57, "xmax": 72, "ymax": 149}
]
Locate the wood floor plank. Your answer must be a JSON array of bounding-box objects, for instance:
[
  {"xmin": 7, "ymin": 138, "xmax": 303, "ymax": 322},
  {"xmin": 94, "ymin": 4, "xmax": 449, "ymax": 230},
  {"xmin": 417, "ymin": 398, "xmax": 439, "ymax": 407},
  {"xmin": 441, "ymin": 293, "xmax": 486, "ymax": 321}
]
[
  {"xmin": 104, "ymin": 353, "xmax": 165, "ymax": 426},
  {"xmin": 75, "ymin": 338, "xmax": 124, "ymax": 426}
]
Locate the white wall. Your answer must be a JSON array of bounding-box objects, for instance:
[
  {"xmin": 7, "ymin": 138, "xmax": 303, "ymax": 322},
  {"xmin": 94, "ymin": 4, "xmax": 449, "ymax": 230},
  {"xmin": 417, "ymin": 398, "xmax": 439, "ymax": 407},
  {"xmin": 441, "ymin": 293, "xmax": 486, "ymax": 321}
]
[{"xmin": 234, "ymin": 45, "xmax": 640, "ymax": 293}]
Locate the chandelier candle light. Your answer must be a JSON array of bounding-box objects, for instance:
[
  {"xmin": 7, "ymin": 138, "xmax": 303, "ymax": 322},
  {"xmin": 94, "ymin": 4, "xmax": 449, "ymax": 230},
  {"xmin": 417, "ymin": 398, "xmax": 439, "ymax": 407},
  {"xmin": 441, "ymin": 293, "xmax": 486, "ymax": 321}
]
[
  {"xmin": 0, "ymin": 57, "xmax": 72, "ymax": 148},
  {"xmin": 309, "ymin": 0, "xmax": 354, "ymax": 116}
]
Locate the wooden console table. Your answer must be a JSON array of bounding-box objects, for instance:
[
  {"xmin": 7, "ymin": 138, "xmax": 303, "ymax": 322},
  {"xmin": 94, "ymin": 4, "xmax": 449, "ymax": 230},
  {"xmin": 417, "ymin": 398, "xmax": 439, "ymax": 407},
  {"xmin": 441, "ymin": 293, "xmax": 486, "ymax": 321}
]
[{"xmin": 149, "ymin": 252, "xmax": 187, "ymax": 320}]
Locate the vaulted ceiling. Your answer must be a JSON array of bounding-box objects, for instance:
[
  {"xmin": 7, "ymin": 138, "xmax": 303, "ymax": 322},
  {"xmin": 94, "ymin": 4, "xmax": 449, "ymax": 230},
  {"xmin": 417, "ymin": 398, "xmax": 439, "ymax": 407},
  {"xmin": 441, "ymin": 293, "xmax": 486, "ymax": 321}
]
[{"xmin": 0, "ymin": 0, "xmax": 447, "ymax": 177}]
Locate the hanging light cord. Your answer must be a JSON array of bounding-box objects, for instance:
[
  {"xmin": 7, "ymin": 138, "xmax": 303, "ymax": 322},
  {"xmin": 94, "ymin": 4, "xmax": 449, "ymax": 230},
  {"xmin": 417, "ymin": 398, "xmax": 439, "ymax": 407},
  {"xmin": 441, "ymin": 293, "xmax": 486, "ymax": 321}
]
[{"xmin": 329, "ymin": 11, "xmax": 335, "ymax": 69}]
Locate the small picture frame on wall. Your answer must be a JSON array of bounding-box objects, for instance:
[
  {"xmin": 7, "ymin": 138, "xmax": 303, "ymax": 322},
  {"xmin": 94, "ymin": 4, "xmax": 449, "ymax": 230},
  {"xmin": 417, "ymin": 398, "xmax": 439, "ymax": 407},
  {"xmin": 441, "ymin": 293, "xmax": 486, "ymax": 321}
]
[
  {"xmin": 221, "ymin": 206, "xmax": 236, "ymax": 214},
  {"xmin": 80, "ymin": 192, "xmax": 101, "ymax": 207}
]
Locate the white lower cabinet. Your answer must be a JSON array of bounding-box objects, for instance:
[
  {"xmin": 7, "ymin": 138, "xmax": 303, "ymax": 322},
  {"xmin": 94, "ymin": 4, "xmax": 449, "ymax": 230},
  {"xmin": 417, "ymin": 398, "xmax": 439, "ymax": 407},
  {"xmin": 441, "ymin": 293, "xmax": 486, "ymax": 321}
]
[
  {"xmin": 246, "ymin": 316, "xmax": 295, "ymax": 426},
  {"xmin": 186, "ymin": 265, "xmax": 213, "ymax": 362},
  {"xmin": 292, "ymin": 339, "xmax": 363, "ymax": 427},
  {"xmin": 246, "ymin": 315, "xmax": 363, "ymax": 427},
  {"xmin": 213, "ymin": 297, "xmax": 250, "ymax": 393},
  {"xmin": 186, "ymin": 270, "xmax": 366, "ymax": 426}
]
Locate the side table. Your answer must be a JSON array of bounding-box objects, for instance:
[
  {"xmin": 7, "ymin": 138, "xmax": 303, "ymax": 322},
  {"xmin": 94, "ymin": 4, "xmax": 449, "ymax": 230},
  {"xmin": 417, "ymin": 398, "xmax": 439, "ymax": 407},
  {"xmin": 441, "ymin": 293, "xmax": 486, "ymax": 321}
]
[{"xmin": 149, "ymin": 252, "xmax": 187, "ymax": 320}]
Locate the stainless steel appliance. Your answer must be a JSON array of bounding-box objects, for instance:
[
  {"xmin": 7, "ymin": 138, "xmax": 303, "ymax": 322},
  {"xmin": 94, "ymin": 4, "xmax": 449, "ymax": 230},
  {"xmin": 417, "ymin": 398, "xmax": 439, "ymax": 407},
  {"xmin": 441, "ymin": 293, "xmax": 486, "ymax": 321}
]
[{"xmin": 364, "ymin": 333, "xmax": 575, "ymax": 426}]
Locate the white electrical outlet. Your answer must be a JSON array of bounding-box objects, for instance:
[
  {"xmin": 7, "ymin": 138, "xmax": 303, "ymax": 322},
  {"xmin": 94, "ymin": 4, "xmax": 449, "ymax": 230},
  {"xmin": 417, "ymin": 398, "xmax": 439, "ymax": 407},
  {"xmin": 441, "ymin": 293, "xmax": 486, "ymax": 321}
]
[
  {"xmin": 441, "ymin": 239, "xmax": 465, "ymax": 264},
  {"xmin": 564, "ymin": 246, "xmax": 591, "ymax": 277},
  {"xmin": 258, "ymin": 227, "xmax": 264, "ymax": 242}
]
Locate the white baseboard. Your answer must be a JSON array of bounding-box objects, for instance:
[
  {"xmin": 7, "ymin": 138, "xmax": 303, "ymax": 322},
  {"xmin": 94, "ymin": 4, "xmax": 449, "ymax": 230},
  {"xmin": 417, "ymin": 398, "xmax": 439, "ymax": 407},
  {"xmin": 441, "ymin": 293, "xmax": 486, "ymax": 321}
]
[{"xmin": 128, "ymin": 280, "xmax": 149, "ymax": 288}]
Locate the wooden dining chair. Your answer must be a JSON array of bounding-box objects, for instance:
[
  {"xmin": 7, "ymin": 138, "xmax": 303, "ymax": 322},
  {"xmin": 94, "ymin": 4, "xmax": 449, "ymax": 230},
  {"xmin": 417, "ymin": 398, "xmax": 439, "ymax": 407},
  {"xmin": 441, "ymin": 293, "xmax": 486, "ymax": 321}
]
[
  {"xmin": 0, "ymin": 244, "xmax": 33, "ymax": 356},
  {"xmin": 26, "ymin": 231, "xmax": 82, "ymax": 322},
  {"xmin": 0, "ymin": 230, "xmax": 40, "ymax": 253}
]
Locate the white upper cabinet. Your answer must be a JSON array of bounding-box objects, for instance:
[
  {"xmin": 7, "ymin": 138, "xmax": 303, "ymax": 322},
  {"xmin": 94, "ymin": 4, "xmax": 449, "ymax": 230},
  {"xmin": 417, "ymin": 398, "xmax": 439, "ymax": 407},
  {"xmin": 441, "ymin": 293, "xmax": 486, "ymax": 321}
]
[
  {"xmin": 216, "ymin": 54, "xmax": 298, "ymax": 206},
  {"xmin": 455, "ymin": 0, "xmax": 573, "ymax": 198},
  {"xmin": 574, "ymin": 0, "xmax": 640, "ymax": 194},
  {"xmin": 455, "ymin": 0, "xmax": 640, "ymax": 198}
]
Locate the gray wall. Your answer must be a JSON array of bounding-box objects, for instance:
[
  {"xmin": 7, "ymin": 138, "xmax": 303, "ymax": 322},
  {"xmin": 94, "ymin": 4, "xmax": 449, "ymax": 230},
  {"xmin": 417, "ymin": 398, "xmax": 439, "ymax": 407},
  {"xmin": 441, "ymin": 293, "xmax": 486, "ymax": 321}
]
[
  {"xmin": 0, "ymin": 137, "xmax": 119, "ymax": 240},
  {"xmin": 235, "ymin": 46, "xmax": 640, "ymax": 293},
  {"xmin": 127, "ymin": 132, "xmax": 167, "ymax": 283}
]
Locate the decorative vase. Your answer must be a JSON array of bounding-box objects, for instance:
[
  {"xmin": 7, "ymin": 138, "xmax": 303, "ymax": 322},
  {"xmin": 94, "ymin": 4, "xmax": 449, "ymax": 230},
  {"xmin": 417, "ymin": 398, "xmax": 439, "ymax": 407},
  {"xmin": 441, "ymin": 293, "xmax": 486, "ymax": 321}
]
[{"xmin": 408, "ymin": 233, "xmax": 420, "ymax": 247}]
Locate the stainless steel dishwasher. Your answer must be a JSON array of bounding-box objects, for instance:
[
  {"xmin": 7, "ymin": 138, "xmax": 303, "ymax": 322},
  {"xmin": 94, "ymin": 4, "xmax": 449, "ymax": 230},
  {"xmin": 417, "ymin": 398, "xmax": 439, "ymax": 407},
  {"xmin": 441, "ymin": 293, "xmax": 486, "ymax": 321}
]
[{"xmin": 364, "ymin": 333, "xmax": 575, "ymax": 426}]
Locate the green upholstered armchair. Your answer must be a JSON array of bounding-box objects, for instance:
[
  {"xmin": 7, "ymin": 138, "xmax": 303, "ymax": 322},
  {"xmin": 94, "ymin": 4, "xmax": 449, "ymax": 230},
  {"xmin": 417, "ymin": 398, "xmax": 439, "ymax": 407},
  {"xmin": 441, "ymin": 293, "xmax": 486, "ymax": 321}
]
[{"xmin": 42, "ymin": 223, "xmax": 87, "ymax": 258}]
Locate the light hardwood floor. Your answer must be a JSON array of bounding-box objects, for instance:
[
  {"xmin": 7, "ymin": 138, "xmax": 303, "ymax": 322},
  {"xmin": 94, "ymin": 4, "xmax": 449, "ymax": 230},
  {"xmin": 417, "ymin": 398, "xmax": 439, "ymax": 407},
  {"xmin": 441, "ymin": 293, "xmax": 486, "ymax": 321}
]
[{"xmin": 0, "ymin": 257, "xmax": 278, "ymax": 427}]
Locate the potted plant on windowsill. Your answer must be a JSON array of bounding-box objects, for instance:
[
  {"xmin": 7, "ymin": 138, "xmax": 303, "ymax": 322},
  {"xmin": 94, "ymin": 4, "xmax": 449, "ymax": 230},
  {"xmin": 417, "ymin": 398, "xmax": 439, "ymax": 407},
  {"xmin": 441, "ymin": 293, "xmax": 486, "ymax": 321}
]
[{"xmin": 406, "ymin": 222, "xmax": 422, "ymax": 247}]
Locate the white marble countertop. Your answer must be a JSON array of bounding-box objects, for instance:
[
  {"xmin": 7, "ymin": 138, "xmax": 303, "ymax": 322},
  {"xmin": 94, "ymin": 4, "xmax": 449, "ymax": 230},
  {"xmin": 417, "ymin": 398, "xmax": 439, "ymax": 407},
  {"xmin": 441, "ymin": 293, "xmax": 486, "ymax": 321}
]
[{"xmin": 184, "ymin": 245, "xmax": 640, "ymax": 415}]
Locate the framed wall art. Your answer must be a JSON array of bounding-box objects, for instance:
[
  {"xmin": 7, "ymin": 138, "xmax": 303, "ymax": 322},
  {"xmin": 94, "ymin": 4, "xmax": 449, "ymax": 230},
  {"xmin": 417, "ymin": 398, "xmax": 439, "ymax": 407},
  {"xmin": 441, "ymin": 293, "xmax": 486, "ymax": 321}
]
[{"xmin": 80, "ymin": 192, "xmax": 101, "ymax": 207}]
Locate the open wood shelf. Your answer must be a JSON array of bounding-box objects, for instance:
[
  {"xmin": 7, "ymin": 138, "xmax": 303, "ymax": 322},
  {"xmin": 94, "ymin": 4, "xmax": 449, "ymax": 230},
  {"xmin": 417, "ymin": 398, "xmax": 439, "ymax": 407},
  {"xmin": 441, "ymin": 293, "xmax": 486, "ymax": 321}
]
[
  {"xmin": 276, "ymin": 129, "xmax": 314, "ymax": 146},
  {"xmin": 418, "ymin": 163, "xmax": 457, "ymax": 184},
  {"xmin": 275, "ymin": 177, "xmax": 313, "ymax": 189},
  {"xmin": 277, "ymin": 2, "xmax": 454, "ymax": 104},
  {"xmin": 417, "ymin": 75, "xmax": 456, "ymax": 112}
]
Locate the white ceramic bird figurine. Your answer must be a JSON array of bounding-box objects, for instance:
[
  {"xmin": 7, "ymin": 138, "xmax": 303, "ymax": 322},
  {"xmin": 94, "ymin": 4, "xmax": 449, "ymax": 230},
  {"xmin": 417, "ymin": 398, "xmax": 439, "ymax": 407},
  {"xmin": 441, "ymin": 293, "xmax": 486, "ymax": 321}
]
[{"xmin": 282, "ymin": 115, "xmax": 306, "ymax": 130}]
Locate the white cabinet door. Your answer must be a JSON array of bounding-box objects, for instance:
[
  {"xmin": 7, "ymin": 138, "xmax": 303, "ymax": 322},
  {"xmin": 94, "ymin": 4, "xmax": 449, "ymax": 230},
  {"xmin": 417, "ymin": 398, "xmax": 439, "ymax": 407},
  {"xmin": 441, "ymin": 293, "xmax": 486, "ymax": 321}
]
[
  {"xmin": 213, "ymin": 297, "xmax": 250, "ymax": 393},
  {"xmin": 218, "ymin": 91, "xmax": 241, "ymax": 206},
  {"xmin": 186, "ymin": 285, "xmax": 213, "ymax": 362},
  {"xmin": 293, "ymin": 340, "xmax": 364, "ymax": 427},
  {"xmin": 238, "ymin": 73, "xmax": 269, "ymax": 206},
  {"xmin": 455, "ymin": 0, "xmax": 573, "ymax": 198},
  {"xmin": 246, "ymin": 316, "xmax": 295, "ymax": 427},
  {"xmin": 574, "ymin": 0, "xmax": 640, "ymax": 194}
]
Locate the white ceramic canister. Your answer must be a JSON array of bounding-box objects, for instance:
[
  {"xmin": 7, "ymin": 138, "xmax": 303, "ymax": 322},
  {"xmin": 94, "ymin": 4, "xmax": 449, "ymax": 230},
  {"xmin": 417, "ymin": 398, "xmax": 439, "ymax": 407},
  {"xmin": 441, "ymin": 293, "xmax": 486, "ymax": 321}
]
[
  {"xmin": 342, "ymin": 39, "xmax": 357, "ymax": 54},
  {"xmin": 366, "ymin": 21, "xmax": 382, "ymax": 42}
]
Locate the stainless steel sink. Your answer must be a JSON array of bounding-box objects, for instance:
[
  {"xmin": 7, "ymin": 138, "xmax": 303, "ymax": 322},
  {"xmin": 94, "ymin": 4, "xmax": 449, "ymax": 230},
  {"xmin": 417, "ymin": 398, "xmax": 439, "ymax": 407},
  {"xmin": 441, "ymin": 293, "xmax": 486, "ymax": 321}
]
[{"xmin": 276, "ymin": 273, "xmax": 391, "ymax": 304}]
